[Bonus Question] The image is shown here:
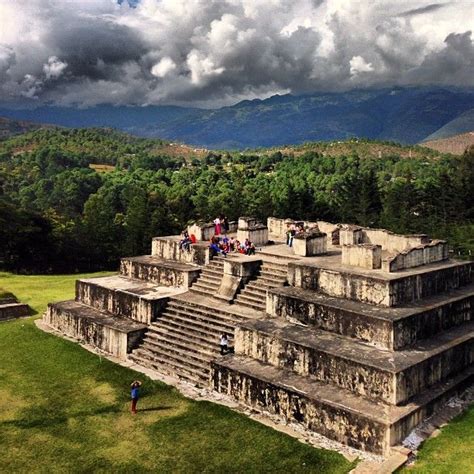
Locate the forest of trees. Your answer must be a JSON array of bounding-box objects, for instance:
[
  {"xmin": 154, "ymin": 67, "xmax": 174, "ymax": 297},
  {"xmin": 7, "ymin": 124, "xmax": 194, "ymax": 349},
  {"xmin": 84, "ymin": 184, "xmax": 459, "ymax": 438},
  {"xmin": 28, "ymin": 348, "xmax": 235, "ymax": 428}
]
[{"xmin": 1, "ymin": 128, "xmax": 473, "ymax": 273}]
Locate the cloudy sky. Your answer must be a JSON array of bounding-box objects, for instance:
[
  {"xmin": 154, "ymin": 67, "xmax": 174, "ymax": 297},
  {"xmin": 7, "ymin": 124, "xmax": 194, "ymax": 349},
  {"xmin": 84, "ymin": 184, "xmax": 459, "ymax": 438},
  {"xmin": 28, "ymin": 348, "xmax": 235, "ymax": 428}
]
[{"xmin": 0, "ymin": 0, "xmax": 473, "ymax": 108}]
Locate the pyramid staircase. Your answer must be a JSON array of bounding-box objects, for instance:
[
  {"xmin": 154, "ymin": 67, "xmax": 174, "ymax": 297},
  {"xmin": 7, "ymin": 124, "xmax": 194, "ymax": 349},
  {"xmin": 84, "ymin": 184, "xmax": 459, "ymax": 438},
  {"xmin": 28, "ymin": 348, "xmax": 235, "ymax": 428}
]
[{"xmin": 234, "ymin": 259, "xmax": 289, "ymax": 312}]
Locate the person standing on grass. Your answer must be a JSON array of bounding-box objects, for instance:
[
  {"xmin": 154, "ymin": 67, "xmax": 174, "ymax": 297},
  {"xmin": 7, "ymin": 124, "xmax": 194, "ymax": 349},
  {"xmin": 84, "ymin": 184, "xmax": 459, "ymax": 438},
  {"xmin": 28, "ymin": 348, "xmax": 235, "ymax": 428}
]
[{"xmin": 130, "ymin": 380, "xmax": 142, "ymax": 414}]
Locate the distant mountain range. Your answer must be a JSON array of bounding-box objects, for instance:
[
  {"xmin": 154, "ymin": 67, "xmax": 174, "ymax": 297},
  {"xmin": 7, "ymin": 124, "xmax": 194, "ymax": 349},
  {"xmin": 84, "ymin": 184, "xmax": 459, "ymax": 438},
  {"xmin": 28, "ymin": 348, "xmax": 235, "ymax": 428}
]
[
  {"xmin": 1, "ymin": 87, "xmax": 474, "ymax": 149},
  {"xmin": 0, "ymin": 117, "xmax": 48, "ymax": 139}
]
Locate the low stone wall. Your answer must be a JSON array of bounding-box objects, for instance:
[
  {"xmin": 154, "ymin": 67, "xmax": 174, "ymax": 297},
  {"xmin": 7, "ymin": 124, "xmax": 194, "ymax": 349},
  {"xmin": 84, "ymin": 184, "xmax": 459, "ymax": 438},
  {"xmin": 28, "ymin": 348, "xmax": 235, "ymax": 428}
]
[
  {"xmin": 187, "ymin": 222, "xmax": 215, "ymax": 241},
  {"xmin": 236, "ymin": 323, "xmax": 395, "ymax": 404},
  {"xmin": 362, "ymin": 228, "xmax": 429, "ymax": 253},
  {"xmin": 267, "ymin": 288, "xmax": 393, "ymax": 348},
  {"xmin": 267, "ymin": 217, "xmax": 295, "ymax": 239},
  {"xmin": 342, "ymin": 244, "xmax": 382, "ymax": 269},
  {"xmin": 314, "ymin": 221, "xmax": 341, "ymax": 247},
  {"xmin": 151, "ymin": 237, "xmax": 210, "ymax": 265},
  {"xmin": 382, "ymin": 240, "xmax": 449, "ymax": 272},
  {"xmin": 76, "ymin": 280, "xmax": 168, "ymax": 325},
  {"xmin": 235, "ymin": 320, "xmax": 474, "ymax": 405},
  {"xmin": 237, "ymin": 225, "xmax": 268, "ymax": 245},
  {"xmin": 293, "ymin": 231, "xmax": 327, "ymax": 256},
  {"xmin": 212, "ymin": 361, "xmax": 389, "ymax": 454},
  {"xmin": 45, "ymin": 302, "xmax": 145, "ymax": 359},
  {"xmin": 339, "ymin": 225, "xmax": 363, "ymax": 246},
  {"xmin": 120, "ymin": 257, "xmax": 201, "ymax": 287},
  {"xmin": 0, "ymin": 302, "xmax": 29, "ymax": 321},
  {"xmin": 268, "ymin": 286, "xmax": 474, "ymax": 350},
  {"xmin": 288, "ymin": 260, "xmax": 474, "ymax": 307}
]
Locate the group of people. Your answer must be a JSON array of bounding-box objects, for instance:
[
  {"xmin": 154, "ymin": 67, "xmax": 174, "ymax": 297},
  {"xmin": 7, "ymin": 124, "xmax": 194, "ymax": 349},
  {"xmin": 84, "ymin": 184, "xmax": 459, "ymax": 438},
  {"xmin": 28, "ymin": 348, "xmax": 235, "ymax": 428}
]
[
  {"xmin": 178, "ymin": 230, "xmax": 195, "ymax": 252},
  {"xmin": 213, "ymin": 215, "xmax": 230, "ymax": 235},
  {"xmin": 286, "ymin": 222, "xmax": 305, "ymax": 247},
  {"xmin": 209, "ymin": 235, "xmax": 256, "ymax": 257}
]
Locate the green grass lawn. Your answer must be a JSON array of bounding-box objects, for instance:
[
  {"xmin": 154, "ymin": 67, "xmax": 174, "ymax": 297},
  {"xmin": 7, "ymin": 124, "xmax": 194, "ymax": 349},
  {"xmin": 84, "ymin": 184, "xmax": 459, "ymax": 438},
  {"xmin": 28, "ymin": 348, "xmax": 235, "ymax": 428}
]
[
  {"xmin": 399, "ymin": 405, "xmax": 474, "ymax": 474},
  {"xmin": 0, "ymin": 272, "xmax": 353, "ymax": 473}
]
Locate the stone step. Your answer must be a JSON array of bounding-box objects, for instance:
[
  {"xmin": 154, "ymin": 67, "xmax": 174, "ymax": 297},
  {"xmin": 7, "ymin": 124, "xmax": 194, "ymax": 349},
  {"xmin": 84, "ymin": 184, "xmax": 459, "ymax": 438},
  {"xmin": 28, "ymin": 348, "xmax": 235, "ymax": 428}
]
[
  {"xmin": 255, "ymin": 275, "xmax": 287, "ymax": 286},
  {"xmin": 158, "ymin": 310, "xmax": 237, "ymax": 335},
  {"xmin": 233, "ymin": 300, "xmax": 266, "ymax": 312},
  {"xmin": 189, "ymin": 287, "xmax": 216, "ymax": 298},
  {"xmin": 236, "ymin": 292, "xmax": 264, "ymax": 305},
  {"xmin": 267, "ymin": 283, "xmax": 474, "ymax": 350},
  {"xmin": 260, "ymin": 265, "xmax": 288, "ymax": 276},
  {"xmin": 202, "ymin": 268, "xmax": 224, "ymax": 278},
  {"xmin": 135, "ymin": 343, "xmax": 211, "ymax": 374},
  {"xmin": 167, "ymin": 300, "xmax": 242, "ymax": 325},
  {"xmin": 141, "ymin": 335, "xmax": 216, "ymax": 364},
  {"xmin": 237, "ymin": 318, "xmax": 474, "ymax": 405},
  {"xmin": 156, "ymin": 317, "xmax": 234, "ymax": 344},
  {"xmin": 148, "ymin": 324, "xmax": 220, "ymax": 351},
  {"xmin": 212, "ymin": 355, "xmax": 474, "ymax": 455},
  {"xmin": 129, "ymin": 349, "xmax": 207, "ymax": 385},
  {"xmin": 168, "ymin": 296, "xmax": 252, "ymax": 321},
  {"xmin": 198, "ymin": 273, "xmax": 222, "ymax": 283},
  {"xmin": 191, "ymin": 280, "xmax": 220, "ymax": 293},
  {"xmin": 240, "ymin": 288, "xmax": 268, "ymax": 301}
]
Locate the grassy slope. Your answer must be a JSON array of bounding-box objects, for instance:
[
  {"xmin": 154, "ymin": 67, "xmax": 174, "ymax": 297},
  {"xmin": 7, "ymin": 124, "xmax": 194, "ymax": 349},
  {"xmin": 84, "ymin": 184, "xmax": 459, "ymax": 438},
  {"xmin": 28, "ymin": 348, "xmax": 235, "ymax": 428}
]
[
  {"xmin": 0, "ymin": 273, "xmax": 352, "ymax": 473},
  {"xmin": 400, "ymin": 406, "xmax": 474, "ymax": 474}
]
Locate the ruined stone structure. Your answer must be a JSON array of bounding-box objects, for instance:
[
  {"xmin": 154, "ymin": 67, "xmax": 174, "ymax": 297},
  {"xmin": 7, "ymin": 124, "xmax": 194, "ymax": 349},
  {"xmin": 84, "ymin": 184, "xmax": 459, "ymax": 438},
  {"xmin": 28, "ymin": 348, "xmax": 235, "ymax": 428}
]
[
  {"xmin": 44, "ymin": 217, "xmax": 474, "ymax": 456},
  {"xmin": 0, "ymin": 297, "xmax": 29, "ymax": 321}
]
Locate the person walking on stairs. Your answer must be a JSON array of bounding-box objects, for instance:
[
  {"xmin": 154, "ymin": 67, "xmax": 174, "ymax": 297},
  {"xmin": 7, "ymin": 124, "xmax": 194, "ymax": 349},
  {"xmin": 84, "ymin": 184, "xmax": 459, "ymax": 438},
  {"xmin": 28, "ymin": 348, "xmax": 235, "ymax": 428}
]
[
  {"xmin": 130, "ymin": 380, "xmax": 142, "ymax": 414},
  {"xmin": 220, "ymin": 333, "xmax": 229, "ymax": 355}
]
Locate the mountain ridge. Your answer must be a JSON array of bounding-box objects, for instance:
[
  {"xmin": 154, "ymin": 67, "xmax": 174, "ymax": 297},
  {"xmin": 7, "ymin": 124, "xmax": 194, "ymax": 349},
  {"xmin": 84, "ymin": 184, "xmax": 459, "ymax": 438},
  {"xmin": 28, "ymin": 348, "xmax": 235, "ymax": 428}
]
[{"xmin": 1, "ymin": 87, "xmax": 474, "ymax": 148}]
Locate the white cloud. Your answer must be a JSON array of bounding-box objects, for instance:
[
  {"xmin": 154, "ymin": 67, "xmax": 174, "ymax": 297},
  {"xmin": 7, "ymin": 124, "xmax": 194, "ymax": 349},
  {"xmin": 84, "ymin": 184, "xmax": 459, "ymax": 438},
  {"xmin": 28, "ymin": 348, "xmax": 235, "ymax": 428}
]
[
  {"xmin": 0, "ymin": 0, "xmax": 472, "ymax": 107},
  {"xmin": 151, "ymin": 57, "xmax": 176, "ymax": 77},
  {"xmin": 350, "ymin": 56, "xmax": 374, "ymax": 77},
  {"xmin": 43, "ymin": 56, "xmax": 68, "ymax": 80}
]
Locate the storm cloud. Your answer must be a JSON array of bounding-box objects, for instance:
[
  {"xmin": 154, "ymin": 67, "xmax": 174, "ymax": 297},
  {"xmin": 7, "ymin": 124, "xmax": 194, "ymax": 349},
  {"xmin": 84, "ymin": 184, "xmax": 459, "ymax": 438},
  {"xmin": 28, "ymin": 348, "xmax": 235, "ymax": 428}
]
[{"xmin": 0, "ymin": 0, "xmax": 472, "ymax": 107}]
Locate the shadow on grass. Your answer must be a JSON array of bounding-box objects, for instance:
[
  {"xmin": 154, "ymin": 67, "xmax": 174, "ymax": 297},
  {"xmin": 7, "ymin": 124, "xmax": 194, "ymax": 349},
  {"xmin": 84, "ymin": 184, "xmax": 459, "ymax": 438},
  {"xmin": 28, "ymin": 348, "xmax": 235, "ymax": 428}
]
[
  {"xmin": 1, "ymin": 405, "xmax": 122, "ymax": 429},
  {"xmin": 136, "ymin": 406, "xmax": 173, "ymax": 413}
]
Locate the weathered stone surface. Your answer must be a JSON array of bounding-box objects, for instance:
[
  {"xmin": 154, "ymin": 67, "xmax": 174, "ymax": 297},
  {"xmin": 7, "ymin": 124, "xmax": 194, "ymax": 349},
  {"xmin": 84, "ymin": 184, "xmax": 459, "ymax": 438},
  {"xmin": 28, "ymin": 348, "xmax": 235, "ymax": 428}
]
[
  {"xmin": 0, "ymin": 302, "xmax": 29, "ymax": 321},
  {"xmin": 362, "ymin": 228, "xmax": 429, "ymax": 253},
  {"xmin": 237, "ymin": 226, "xmax": 269, "ymax": 246},
  {"xmin": 216, "ymin": 274, "xmax": 242, "ymax": 302},
  {"xmin": 235, "ymin": 318, "xmax": 474, "ymax": 405},
  {"xmin": 342, "ymin": 244, "xmax": 382, "ymax": 269},
  {"xmin": 382, "ymin": 241, "xmax": 449, "ymax": 272},
  {"xmin": 288, "ymin": 258, "xmax": 474, "ymax": 307},
  {"xmin": 45, "ymin": 300, "xmax": 146, "ymax": 359},
  {"xmin": 239, "ymin": 217, "xmax": 262, "ymax": 230},
  {"xmin": 120, "ymin": 255, "xmax": 201, "ymax": 287},
  {"xmin": 76, "ymin": 276, "xmax": 184, "ymax": 324},
  {"xmin": 340, "ymin": 225, "xmax": 364, "ymax": 245},
  {"xmin": 267, "ymin": 285, "xmax": 474, "ymax": 349},
  {"xmin": 152, "ymin": 237, "xmax": 210, "ymax": 265},
  {"xmin": 211, "ymin": 355, "xmax": 474, "ymax": 455},
  {"xmin": 223, "ymin": 258, "xmax": 262, "ymax": 279},
  {"xmin": 187, "ymin": 222, "xmax": 215, "ymax": 241},
  {"xmin": 293, "ymin": 231, "xmax": 327, "ymax": 257},
  {"xmin": 267, "ymin": 217, "xmax": 295, "ymax": 239}
]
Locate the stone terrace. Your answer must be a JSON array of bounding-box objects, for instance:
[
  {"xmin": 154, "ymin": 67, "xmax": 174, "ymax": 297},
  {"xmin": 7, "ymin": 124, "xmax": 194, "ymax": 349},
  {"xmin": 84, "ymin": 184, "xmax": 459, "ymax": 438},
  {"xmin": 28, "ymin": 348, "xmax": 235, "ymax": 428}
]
[{"xmin": 43, "ymin": 216, "xmax": 474, "ymax": 456}]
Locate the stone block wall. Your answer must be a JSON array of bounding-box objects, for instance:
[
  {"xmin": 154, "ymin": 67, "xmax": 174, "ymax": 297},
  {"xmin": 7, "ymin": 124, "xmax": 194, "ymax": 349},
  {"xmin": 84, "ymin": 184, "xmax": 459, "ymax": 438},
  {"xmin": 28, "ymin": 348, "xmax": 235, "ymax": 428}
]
[
  {"xmin": 342, "ymin": 244, "xmax": 382, "ymax": 269},
  {"xmin": 339, "ymin": 225, "xmax": 363, "ymax": 245},
  {"xmin": 237, "ymin": 226, "xmax": 269, "ymax": 246},
  {"xmin": 120, "ymin": 258, "xmax": 201, "ymax": 287},
  {"xmin": 45, "ymin": 303, "xmax": 145, "ymax": 359},
  {"xmin": 382, "ymin": 240, "xmax": 449, "ymax": 272},
  {"xmin": 187, "ymin": 222, "xmax": 216, "ymax": 241},
  {"xmin": 293, "ymin": 232, "xmax": 327, "ymax": 256},
  {"xmin": 152, "ymin": 238, "xmax": 210, "ymax": 265},
  {"xmin": 76, "ymin": 280, "xmax": 168, "ymax": 324},
  {"xmin": 362, "ymin": 228, "xmax": 429, "ymax": 253}
]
